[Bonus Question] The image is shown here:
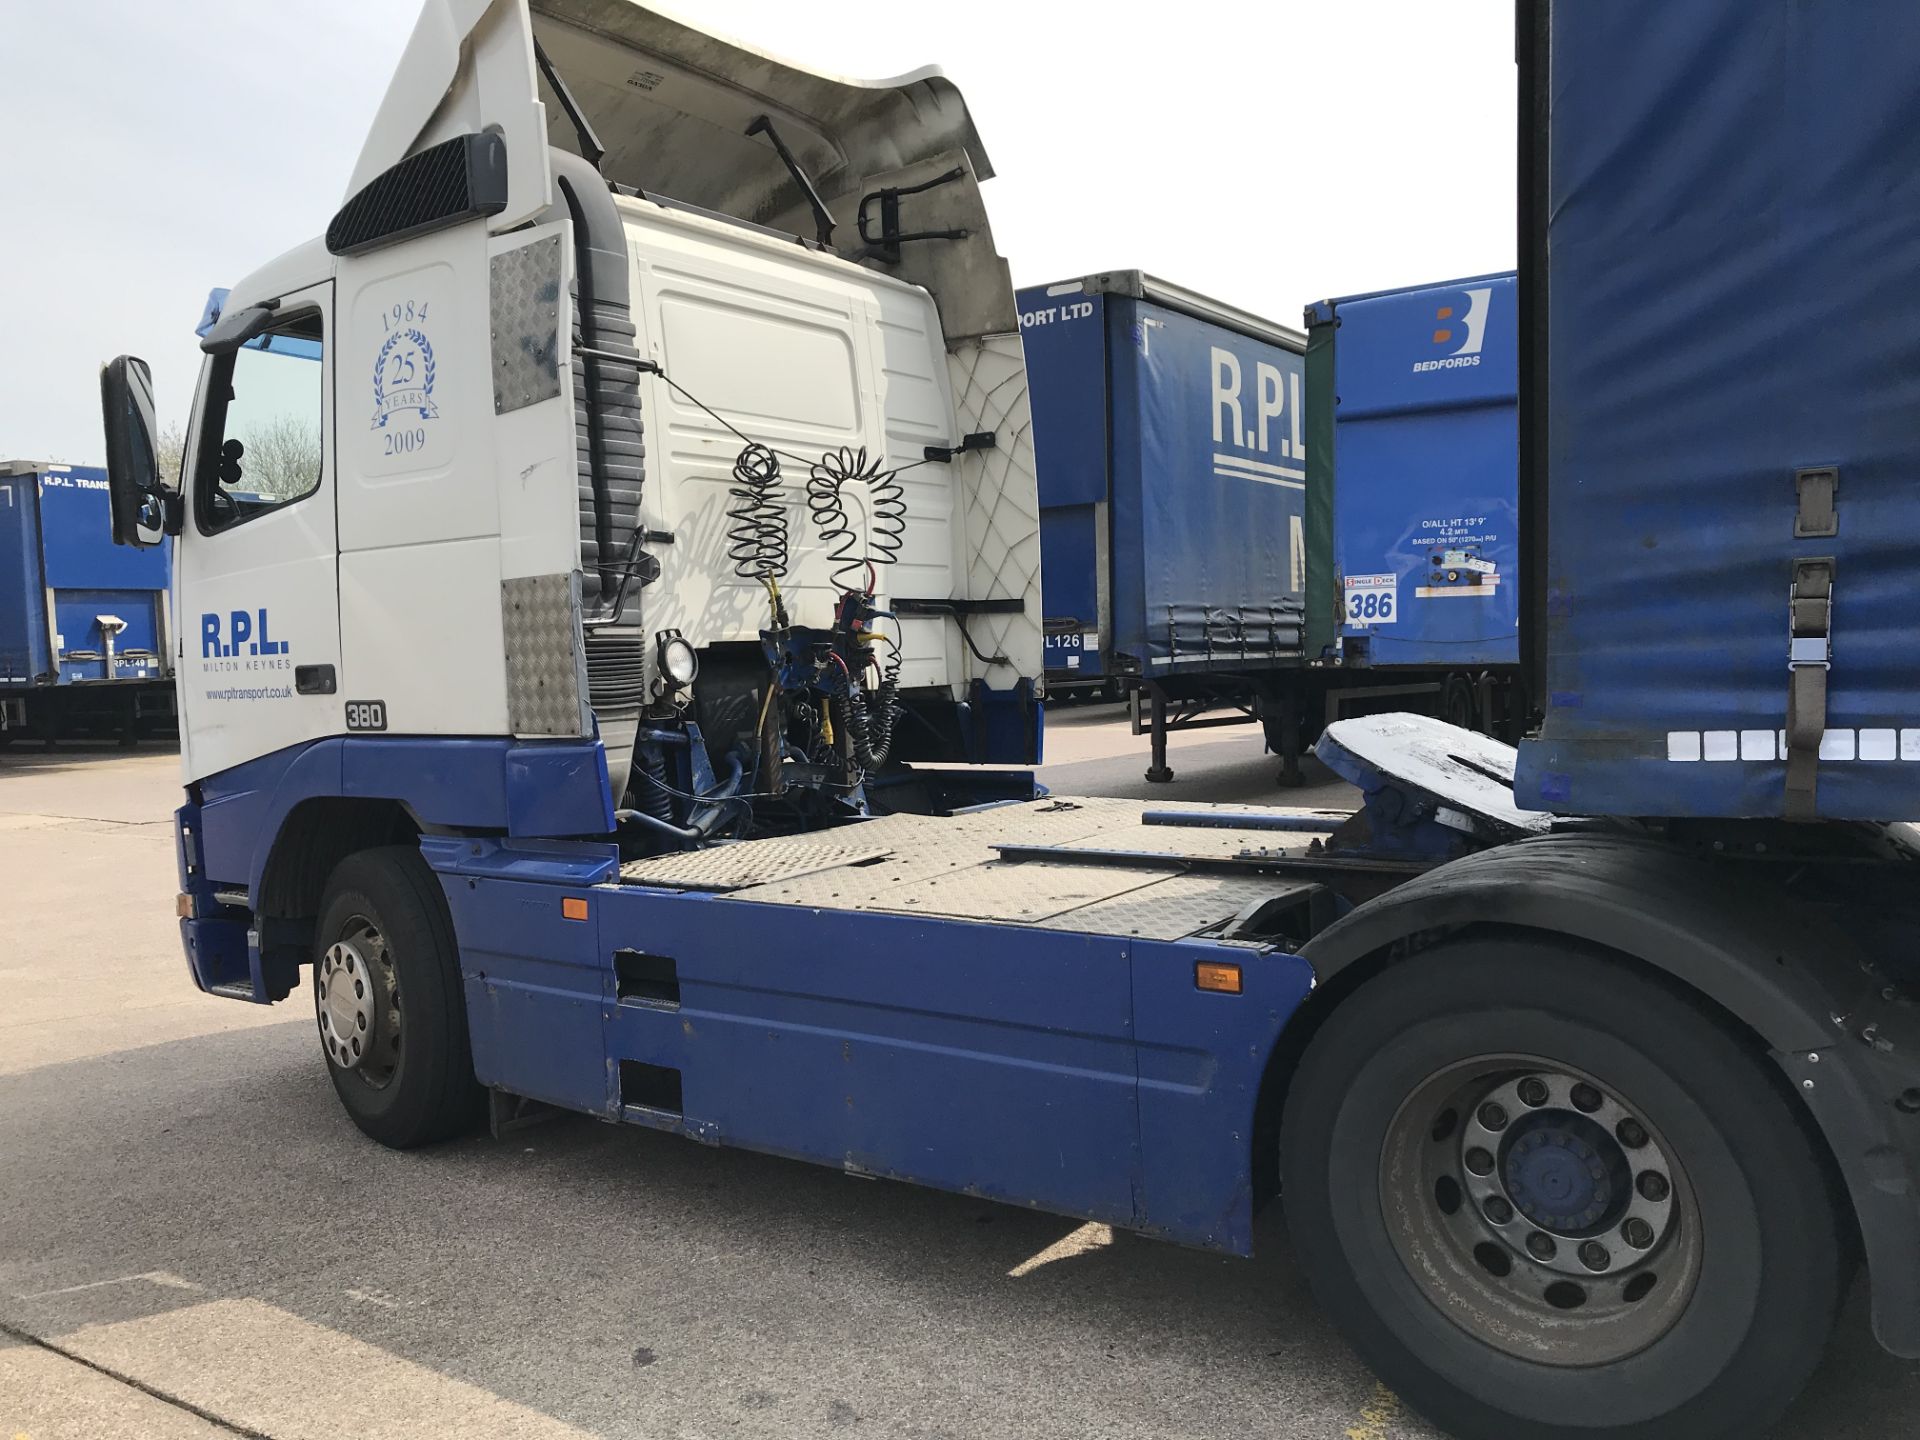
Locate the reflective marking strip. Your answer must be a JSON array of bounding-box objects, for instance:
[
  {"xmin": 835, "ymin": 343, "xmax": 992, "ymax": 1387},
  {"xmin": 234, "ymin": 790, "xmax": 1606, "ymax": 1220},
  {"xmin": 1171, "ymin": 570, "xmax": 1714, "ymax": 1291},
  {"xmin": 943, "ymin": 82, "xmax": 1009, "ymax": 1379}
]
[
  {"xmin": 1665, "ymin": 728, "xmax": 1910, "ymax": 760},
  {"xmin": 1861, "ymin": 728, "xmax": 1897, "ymax": 761}
]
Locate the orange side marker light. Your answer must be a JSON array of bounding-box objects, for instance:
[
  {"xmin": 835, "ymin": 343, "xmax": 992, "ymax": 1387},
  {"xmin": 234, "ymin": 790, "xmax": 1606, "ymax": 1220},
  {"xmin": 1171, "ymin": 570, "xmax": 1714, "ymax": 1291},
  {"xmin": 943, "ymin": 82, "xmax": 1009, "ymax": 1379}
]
[
  {"xmin": 1195, "ymin": 961, "xmax": 1243, "ymax": 995},
  {"xmin": 562, "ymin": 896, "xmax": 590, "ymax": 922}
]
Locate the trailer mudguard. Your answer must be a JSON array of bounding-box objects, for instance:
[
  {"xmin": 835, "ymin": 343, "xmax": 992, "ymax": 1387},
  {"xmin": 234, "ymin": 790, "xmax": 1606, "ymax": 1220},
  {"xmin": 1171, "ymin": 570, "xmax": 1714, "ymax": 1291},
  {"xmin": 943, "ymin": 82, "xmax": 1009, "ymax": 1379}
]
[{"xmin": 1299, "ymin": 832, "xmax": 1920, "ymax": 1356}]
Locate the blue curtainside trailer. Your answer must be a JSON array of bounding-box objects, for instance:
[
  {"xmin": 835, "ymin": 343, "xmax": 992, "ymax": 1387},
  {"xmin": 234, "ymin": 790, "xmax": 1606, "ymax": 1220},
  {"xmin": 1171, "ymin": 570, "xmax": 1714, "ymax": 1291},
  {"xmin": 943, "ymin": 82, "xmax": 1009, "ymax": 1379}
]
[
  {"xmin": 1304, "ymin": 273, "xmax": 1520, "ymax": 732},
  {"xmin": 1515, "ymin": 0, "xmax": 1920, "ymax": 823},
  {"xmin": 0, "ymin": 460, "xmax": 174, "ymax": 742},
  {"xmin": 1020, "ymin": 271, "xmax": 1312, "ymax": 778}
]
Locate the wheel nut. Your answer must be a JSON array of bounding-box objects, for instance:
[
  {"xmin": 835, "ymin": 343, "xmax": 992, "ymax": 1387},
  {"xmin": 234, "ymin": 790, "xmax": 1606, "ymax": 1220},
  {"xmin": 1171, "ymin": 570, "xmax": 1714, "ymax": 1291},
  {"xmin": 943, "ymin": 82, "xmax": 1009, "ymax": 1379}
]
[
  {"xmin": 1477, "ymin": 1102, "xmax": 1510, "ymax": 1132},
  {"xmin": 1571, "ymin": 1083, "xmax": 1603, "ymax": 1113},
  {"xmin": 1637, "ymin": 1171, "xmax": 1671, "ymax": 1203},
  {"xmin": 1465, "ymin": 1147, "xmax": 1495, "ymax": 1176},
  {"xmin": 1526, "ymin": 1232, "xmax": 1558, "ymax": 1262},
  {"xmin": 1622, "ymin": 1217, "xmax": 1656, "ymax": 1249},
  {"xmin": 1616, "ymin": 1118, "xmax": 1649, "ymax": 1149},
  {"xmin": 1579, "ymin": 1241, "xmax": 1612, "ymax": 1272},
  {"xmin": 1484, "ymin": 1197, "xmax": 1515, "ymax": 1225},
  {"xmin": 1517, "ymin": 1077, "xmax": 1550, "ymax": 1108}
]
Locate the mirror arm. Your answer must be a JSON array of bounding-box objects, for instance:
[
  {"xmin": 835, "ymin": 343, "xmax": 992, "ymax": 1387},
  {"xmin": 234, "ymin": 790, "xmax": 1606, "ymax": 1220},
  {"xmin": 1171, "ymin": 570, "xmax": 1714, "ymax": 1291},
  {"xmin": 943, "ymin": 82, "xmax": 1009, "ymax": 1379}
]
[{"xmin": 200, "ymin": 299, "xmax": 281, "ymax": 356}]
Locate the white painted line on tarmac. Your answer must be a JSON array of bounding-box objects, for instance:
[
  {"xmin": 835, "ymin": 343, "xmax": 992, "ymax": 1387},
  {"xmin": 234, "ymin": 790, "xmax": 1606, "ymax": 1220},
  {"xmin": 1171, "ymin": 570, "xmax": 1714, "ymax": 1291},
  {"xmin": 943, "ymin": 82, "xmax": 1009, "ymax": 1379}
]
[{"xmin": 17, "ymin": 1272, "xmax": 200, "ymax": 1301}]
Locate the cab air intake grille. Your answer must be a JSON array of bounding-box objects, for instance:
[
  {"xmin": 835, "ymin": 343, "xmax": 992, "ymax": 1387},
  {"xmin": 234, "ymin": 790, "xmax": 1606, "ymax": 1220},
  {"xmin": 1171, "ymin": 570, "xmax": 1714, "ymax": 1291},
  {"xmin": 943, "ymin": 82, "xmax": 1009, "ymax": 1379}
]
[{"xmin": 326, "ymin": 133, "xmax": 509, "ymax": 257}]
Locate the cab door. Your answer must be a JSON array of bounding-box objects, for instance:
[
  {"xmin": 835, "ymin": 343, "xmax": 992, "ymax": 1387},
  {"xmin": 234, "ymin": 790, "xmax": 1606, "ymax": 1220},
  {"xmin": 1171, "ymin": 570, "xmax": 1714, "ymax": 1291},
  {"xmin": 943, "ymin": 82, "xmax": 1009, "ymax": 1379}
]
[{"xmin": 175, "ymin": 282, "xmax": 342, "ymax": 781}]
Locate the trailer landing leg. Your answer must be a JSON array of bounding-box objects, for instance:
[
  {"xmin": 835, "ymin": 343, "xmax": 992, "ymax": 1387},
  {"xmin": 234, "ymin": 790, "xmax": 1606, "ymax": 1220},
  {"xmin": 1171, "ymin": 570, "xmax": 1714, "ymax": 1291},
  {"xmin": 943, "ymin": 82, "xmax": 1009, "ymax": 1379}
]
[
  {"xmin": 1275, "ymin": 699, "xmax": 1304, "ymax": 789},
  {"xmin": 1145, "ymin": 683, "xmax": 1174, "ymax": 783}
]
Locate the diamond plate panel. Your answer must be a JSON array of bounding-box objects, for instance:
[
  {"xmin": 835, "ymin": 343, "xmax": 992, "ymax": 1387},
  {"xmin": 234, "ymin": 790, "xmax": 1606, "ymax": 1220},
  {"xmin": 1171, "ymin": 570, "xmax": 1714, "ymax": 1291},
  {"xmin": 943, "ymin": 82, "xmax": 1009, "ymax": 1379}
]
[
  {"xmin": 619, "ymin": 797, "xmax": 1147, "ymax": 903},
  {"xmin": 491, "ymin": 233, "xmax": 563, "ymax": 414},
  {"xmin": 1035, "ymin": 874, "xmax": 1290, "ymax": 940},
  {"xmin": 732, "ymin": 799, "xmax": 1145, "ymax": 903},
  {"xmin": 614, "ymin": 797, "xmax": 1330, "ymax": 938},
  {"xmin": 857, "ymin": 860, "xmax": 1166, "ymax": 925},
  {"xmin": 502, "ymin": 572, "xmax": 589, "ymax": 737},
  {"xmin": 620, "ymin": 839, "xmax": 895, "ymax": 892}
]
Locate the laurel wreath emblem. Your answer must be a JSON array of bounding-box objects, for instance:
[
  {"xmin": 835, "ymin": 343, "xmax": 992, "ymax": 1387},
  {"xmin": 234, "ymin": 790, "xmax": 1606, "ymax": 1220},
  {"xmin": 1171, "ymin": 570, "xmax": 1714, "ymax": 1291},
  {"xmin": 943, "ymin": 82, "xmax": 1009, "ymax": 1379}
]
[{"xmin": 371, "ymin": 326, "xmax": 437, "ymax": 428}]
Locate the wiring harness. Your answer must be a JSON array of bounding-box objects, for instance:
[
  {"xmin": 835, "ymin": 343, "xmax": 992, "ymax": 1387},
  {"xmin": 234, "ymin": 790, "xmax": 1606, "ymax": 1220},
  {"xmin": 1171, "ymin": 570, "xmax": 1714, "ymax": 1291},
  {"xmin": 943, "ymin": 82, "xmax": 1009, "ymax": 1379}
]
[{"xmin": 627, "ymin": 363, "xmax": 961, "ymax": 837}]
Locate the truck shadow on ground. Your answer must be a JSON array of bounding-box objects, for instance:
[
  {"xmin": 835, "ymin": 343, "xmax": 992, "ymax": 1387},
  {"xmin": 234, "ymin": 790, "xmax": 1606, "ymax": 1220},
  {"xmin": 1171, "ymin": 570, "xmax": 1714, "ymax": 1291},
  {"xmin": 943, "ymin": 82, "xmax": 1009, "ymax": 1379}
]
[
  {"xmin": 1, "ymin": 1020, "xmax": 1910, "ymax": 1440},
  {"xmin": 0, "ymin": 737, "xmax": 179, "ymax": 771}
]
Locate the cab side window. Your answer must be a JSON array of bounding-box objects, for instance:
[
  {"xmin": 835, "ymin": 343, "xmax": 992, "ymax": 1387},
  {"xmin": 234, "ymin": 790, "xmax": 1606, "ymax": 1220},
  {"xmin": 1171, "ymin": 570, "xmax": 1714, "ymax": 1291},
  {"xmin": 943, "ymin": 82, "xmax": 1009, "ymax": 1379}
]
[{"xmin": 194, "ymin": 311, "xmax": 325, "ymax": 533}]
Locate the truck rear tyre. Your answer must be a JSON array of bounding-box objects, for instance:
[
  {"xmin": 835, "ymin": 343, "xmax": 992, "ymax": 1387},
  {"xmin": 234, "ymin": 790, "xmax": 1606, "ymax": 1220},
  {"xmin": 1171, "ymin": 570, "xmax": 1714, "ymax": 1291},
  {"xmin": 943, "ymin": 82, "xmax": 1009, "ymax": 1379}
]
[
  {"xmin": 314, "ymin": 846, "xmax": 483, "ymax": 1149},
  {"xmin": 1281, "ymin": 937, "xmax": 1847, "ymax": 1440}
]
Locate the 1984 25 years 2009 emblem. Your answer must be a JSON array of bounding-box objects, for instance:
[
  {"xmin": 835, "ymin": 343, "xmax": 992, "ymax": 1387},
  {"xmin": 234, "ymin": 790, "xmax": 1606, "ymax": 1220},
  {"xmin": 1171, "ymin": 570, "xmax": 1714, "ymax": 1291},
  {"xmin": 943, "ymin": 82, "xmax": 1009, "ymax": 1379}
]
[{"xmin": 370, "ymin": 300, "xmax": 438, "ymax": 430}]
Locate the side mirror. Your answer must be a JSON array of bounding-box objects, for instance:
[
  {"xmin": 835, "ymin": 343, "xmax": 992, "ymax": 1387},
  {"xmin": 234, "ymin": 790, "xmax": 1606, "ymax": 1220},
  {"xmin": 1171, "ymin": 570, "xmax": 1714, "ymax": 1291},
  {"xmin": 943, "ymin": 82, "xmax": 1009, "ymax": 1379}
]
[{"xmin": 99, "ymin": 355, "xmax": 173, "ymax": 547}]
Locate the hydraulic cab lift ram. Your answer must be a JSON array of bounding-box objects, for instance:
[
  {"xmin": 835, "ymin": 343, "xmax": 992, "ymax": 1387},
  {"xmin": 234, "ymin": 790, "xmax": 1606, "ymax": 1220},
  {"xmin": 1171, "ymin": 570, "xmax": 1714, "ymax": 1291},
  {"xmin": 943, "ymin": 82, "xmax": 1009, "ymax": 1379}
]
[{"xmin": 96, "ymin": 3, "xmax": 1920, "ymax": 1437}]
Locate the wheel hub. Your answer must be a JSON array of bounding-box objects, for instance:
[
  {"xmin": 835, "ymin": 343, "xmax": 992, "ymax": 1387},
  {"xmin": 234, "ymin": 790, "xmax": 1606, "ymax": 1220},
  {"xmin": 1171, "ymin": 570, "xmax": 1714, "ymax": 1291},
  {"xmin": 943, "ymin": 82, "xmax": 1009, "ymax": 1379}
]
[
  {"xmin": 1459, "ymin": 1070, "xmax": 1677, "ymax": 1280},
  {"xmin": 1383, "ymin": 1054, "xmax": 1702, "ymax": 1366},
  {"xmin": 318, "ymin": 941, "xmax": 378, "ymax": 1070},
  {"xmin": 1502, "ymin": 1112, "xmax": 1630, "ymax": 1234}
]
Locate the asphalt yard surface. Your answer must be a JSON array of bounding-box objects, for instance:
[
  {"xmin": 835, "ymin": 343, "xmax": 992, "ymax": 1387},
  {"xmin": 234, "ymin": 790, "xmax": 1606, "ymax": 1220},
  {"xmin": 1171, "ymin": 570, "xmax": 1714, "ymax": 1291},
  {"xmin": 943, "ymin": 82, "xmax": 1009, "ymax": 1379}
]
[{"xmin": 2, "ymin": 716, "xmax": 1915, "ymax": 1438}]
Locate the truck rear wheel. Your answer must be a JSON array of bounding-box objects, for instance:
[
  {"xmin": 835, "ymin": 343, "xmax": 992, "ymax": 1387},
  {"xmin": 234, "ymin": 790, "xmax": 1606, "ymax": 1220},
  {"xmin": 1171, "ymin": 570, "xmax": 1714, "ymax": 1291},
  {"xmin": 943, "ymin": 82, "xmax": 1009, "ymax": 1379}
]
[
  {"xmin": 313, "ymin": 846, "xmax": 482, "ymax": 1148},
  {"xmin": 1281, "ymin": 937, "xmax": 1846, "ymax": 1440}
]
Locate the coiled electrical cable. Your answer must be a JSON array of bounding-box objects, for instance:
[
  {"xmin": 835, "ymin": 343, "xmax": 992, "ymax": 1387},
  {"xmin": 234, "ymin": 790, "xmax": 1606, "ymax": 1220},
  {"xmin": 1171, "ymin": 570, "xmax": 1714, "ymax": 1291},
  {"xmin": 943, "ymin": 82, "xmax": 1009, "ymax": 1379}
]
[
  {"xmin": 828, "ymin": 637, "xmax": 904, "ymax": 777},
  {"xmin": 864, "ymin": 639, "xmax": 903, "ymax": 767},
  {"xmin": 807, "ymin": 446, "xmax": 907, "ymax": 592},
  {"xmin": 724, "ymin": 441, "xmax": 790, "ymax": 622}
]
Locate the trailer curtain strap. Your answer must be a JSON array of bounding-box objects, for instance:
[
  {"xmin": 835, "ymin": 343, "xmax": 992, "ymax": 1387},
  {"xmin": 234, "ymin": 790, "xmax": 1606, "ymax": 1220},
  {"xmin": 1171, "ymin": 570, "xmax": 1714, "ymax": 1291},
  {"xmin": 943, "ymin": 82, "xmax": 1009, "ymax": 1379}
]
[{"xmin": 1785, "ymin": 557, "xmax": 1834, "ymax": 819}]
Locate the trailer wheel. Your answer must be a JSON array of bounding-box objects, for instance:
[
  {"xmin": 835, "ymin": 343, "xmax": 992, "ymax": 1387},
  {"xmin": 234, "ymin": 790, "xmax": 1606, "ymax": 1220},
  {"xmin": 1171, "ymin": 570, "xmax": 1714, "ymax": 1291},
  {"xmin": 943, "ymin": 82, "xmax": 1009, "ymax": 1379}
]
[
  {"xmin": 313, "ymin": 846, "xmax": 482, "ymax": 1149},
  {"xmin": 1281, "ymin": 938, "xmax": 1845, "ymax": 1440}
]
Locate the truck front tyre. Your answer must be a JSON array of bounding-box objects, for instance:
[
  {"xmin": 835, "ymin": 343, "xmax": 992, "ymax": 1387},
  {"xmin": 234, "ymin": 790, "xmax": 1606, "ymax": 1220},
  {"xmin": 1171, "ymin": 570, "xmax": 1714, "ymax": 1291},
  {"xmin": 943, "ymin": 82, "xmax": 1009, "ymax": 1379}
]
[
  {"xmin": 1281, "ymin": 938, "xmax": 1847, "ymax": 1440},
  {"xmin": 313, "ymin": 846, "xmax": 483, "ymax": 1149}
]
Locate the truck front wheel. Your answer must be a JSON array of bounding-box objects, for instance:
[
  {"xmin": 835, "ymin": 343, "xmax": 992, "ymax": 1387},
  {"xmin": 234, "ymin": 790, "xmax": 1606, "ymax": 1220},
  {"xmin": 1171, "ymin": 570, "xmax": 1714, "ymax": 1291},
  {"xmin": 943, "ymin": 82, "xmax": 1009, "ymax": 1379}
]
[
  {"xmin": 1282, "ymin": 937, "xmax": 1847, "ymax": 1440},
  {"xmin": 313, "ymin": 846, "xmax": 482, "ymax": 1148}
]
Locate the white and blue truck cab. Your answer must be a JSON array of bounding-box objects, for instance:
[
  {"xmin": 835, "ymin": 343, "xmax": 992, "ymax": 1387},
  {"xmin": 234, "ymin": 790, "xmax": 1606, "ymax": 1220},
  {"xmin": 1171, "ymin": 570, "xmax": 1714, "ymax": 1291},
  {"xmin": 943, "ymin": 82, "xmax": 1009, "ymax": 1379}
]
[{"xmin": 95, "ymin": 5, "xmax": 1920, "ymax": 1439}]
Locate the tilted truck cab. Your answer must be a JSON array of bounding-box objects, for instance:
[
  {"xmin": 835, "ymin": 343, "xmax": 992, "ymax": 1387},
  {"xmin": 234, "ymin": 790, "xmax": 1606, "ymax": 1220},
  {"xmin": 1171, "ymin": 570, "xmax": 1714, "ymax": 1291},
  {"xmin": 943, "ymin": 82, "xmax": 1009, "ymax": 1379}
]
[{"xmin": 94, "ymin": 5, "xmax": 1920, "ymax": 1440}]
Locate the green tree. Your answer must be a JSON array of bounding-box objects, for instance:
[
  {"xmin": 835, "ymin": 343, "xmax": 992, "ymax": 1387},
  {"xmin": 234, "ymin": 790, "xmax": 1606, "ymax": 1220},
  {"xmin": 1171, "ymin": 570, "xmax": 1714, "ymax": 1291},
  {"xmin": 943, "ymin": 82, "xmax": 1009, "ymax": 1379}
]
[{"xmin": 156, "ymin": 421, "xmax": 186, "ymax": 489}]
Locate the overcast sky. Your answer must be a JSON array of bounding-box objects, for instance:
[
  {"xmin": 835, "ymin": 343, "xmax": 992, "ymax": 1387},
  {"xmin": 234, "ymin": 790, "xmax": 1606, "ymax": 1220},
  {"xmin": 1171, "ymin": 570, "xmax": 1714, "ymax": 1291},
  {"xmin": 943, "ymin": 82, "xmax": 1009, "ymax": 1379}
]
[{"xmin": 0, "ymin": 0, "xmax": 1514, "ymax": 463}]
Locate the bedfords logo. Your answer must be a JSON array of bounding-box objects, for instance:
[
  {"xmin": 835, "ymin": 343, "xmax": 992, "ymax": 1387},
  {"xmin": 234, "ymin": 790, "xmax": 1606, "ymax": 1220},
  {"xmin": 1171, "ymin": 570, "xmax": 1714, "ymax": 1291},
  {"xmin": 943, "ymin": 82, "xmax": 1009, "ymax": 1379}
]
[{"xmin": 1412, "ymin": 287, "xmax": 1492, "ymax": 373}]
